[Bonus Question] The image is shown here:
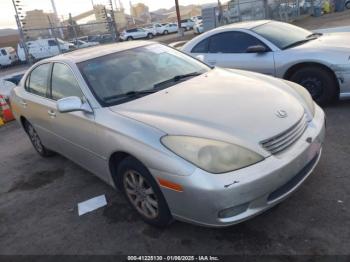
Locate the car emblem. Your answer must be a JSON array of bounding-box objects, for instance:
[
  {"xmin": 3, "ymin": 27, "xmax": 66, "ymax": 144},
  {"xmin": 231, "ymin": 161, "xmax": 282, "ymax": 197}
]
[{"xmin": 276, "ymin": 110, "xmax": 288, "ymax": 118}]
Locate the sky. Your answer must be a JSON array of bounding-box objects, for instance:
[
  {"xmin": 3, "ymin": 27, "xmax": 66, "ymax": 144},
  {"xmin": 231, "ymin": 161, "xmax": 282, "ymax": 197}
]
[{"xmin": 0, "ymin": 0, "xmax": 216, "ymax": 29}]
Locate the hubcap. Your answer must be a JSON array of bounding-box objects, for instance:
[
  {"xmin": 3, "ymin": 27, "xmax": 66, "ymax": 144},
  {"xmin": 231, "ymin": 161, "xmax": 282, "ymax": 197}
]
[
  {"xmin": 27, "ymin": 125, "xmax": 43, "ymax": 153},
  {"xmin": 299, "ymin": 77, "xmax": 323, "ymax": 100},
  {"xmin": 123, "ymin": 170, "xmax": 159, "ymax": 219}
]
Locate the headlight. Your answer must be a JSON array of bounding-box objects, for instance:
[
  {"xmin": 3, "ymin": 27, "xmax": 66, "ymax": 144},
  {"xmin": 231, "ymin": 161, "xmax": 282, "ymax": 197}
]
[
  {"xmin": 161, "ymin": 136, "xmax": 264, "ymax": 174},
  {"xmin": 283, "ymin": 80, "xmax": 315, "ymax": 117}
]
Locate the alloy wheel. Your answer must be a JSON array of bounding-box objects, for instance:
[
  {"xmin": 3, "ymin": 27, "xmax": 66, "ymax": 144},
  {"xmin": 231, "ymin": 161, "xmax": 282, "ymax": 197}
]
[
  {"xmin": 123, "ymin": 170, "xmax": 159, "ymax": 219},
  {"xmin": 27, "ymin": 124, "xmax": 44, "ymax": 153},
  {"xmin": 299, "ymin": 77, "xmax": 323, "ymax": 100}
]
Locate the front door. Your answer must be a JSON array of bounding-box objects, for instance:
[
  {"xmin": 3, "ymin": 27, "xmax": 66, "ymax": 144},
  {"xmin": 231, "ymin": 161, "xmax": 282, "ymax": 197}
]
[
  {"xmin": 195, "ymin": 31, "xmax": 276, "ymax": 76},
  {"xmin": 45, "ymin": 63, "xmax": 107, "ymax": 180}
]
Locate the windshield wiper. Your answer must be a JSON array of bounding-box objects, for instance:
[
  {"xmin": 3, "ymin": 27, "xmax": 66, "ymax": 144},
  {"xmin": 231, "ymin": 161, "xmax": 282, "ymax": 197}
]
[
  {"xmin": 153, "ymin": 72, "xmax": 202, "ymax": 89},
  {"xmin": 282, "ymin": 37, "xmax": 317, "ymax": 50},
  {"xmin": 104, "ymin": 90, "xmax": 156, "ymax": 101}
]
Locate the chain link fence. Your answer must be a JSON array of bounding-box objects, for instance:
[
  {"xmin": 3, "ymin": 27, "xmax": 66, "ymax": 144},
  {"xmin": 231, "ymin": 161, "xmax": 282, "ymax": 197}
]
[{"xmin": 208, "ymin": 0, "xmax": 318, "ymax": 29}]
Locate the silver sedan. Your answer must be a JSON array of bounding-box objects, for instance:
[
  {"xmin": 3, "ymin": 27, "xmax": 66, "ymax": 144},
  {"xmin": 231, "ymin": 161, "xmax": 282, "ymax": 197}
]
[
  {"xmin": 182, "ymin": 20, "xmax": 350, "ymax": 105},
  {"xmin": 10, "ymin": 42, "xmax": 325, "ymax": 227}
]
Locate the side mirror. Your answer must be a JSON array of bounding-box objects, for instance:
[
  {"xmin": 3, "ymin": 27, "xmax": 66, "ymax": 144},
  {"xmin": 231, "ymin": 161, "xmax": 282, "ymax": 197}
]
[
  {"xmin": 57, "ymin": 96, "xmax": 93, "ymax": 114},
  {"xmin": 246, "ymin": 45, "xmax": 268, "ymax": 53}
]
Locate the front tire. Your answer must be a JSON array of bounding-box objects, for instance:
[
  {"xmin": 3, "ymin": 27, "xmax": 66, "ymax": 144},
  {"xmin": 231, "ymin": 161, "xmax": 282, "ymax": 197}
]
[
  {"xmin": 126, "ymin": 36, "xmax": 133, "ymax": 41},
  {"xmin": 24, "ymin": 121, "xmax": 54, "ymax": 157},
  {"xmin": 164, "ymin": 30, "xmax": 169, "ymax": 35},
  {"xmin": 117, "ymin": 157, "xmax": 173, "ymax": 227},
  {"xmin": 289, "ymin": 66, "xmax": 338, "ymax": 106},
  {"xmin": 147, "ymin": 33, "xmax": 153, "ymax": 39}
]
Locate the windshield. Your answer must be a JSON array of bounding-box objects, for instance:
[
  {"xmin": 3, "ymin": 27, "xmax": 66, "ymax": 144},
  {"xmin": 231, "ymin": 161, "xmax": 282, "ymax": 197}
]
[
  {"xmin": 78, "ymin": 44, "xmax": 210, "ymax": 106},
  {"xmin": 252, "ymin": 21, "xmax": 314, "ymax": 50}
]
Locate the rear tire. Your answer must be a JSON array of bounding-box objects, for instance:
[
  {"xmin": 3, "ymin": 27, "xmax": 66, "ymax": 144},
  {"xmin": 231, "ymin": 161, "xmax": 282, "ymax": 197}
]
[
  {"xmin": 289, "ymin": 66, "xmax": 338, "ymax": 106},
  {"xmin": 148, "ymin": 33, "xmax": 153, "ymax": 39},
  {"xmin": 117, "ymin": 156, "xmax": 173, "ymax": 227},
  {"xmin": 23, "ymin": 121, "xmax": 55, "ymax": 157},
  {"xmin": 164, "ymin": 30, "xmax": 169, "ymax": 35},
  {"xmin": 127, "ymin": 36, "xmax": 133, "ymax": 41}
]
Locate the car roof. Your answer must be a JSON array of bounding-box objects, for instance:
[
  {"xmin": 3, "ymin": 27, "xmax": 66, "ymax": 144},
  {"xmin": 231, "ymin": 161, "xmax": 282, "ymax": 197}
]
[
  {"xmin": 218, "ymin": 20, "xmax": 271, "ymax": 30},
  {"xmin": 45, "ymin": 41, "xmax": 153, "ymax": 63}
]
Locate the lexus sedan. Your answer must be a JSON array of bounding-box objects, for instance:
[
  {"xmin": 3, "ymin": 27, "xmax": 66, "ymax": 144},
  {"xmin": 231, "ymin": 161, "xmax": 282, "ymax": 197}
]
[
  {"xmin": 10, "ymin": 42, "xmax": 325, "ymax": 227},
  {"xmin": 182, "ymin": 20, "xmax": 350, "ymax": 105}
]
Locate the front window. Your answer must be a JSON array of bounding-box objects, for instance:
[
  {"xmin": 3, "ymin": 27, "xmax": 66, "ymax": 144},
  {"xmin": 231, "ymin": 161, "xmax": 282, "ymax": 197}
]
[
  {"xmin": 51, "ymin": 63, "xmax": 84, "ymax": 101},
  {"xmin": 252, "ymin": 21, "xmax": 315, "ymax": 50},
  {"xmin": 78, "ymin": 44, "xmax": 210, "ymax": 107}
]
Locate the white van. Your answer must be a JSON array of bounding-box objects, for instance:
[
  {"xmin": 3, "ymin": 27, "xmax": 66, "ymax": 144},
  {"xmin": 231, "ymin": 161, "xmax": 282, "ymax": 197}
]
[
  {"xmin": 17, "ymin": 38, "xmax": 74, "ymax": 62},
  {"xmin": 0, "ymin": 47, "xmax": 18, "ymax": 68}
]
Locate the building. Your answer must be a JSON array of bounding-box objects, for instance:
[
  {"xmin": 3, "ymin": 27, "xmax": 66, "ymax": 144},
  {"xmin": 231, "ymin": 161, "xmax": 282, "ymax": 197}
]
[
  {"xmin": 130, "ymin": 3, "xmax": 151, "ymax": 23},
  {"xmin": 22, "ymin": 9, "xmax": 60, "ymax": 39}
]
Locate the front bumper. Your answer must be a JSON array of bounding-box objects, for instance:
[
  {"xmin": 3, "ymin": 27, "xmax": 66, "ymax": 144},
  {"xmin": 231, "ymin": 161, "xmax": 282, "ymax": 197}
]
[{"xmin": 151, "ymin": 105, "xmax": 326, "ymax": 227}]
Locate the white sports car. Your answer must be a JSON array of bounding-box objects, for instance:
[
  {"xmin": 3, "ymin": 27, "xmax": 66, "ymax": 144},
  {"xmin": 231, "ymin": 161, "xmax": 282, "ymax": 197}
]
[{"xmin": 182, "ymin": 20, "xmax": 350, "ymax": 105}]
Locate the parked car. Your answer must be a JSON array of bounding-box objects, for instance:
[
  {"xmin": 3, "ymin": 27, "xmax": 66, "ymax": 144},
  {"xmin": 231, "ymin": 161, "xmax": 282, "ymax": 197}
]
[
  {"xmin": 162, "ymin": 23, "xmax": 179, "ymax": 34},
  {"xmin": 143, "ymin": 25, "xmax": 158, "ymax": 36},
  {"xmin": 120, "ymin": 28, "xmax": 153, "ymax": 41},
  {"xmin": 11, "ymin": 42, "xmax": 325, "ymax": 227},
  {"xmin": 192, "ymin": 16, "xmax": 203, "ymax": 22},
  {"xmin": 17, "ymin": 38, "xmax": 74, "ymax": 62},
  {"xmin": 0, "ymin": 47, "xmax": 18, "ymax": 68},
  {"xmin": 182, "ymin": 20, "xmax": 350, "ymax": 105},
  {"xmin": 193, "ymin": 20, "xmax": 204, "ymax": 34},
  {"xmin": 69, "ymin": 39, "xmax": 99, "ymax": 49},
  {"xmin": 180, "ymin": 19, "xmax": 195, "ymax": 31},
  {"xmin": 99, "ymin": 34, "xmax": 114, "ymax": 44},
  {"xmin": 78, "ymin": 35, "xmax": 101, "ymax": 43}
]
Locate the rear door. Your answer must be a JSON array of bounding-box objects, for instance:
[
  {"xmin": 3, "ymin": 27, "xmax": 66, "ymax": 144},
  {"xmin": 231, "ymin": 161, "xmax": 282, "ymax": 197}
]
[
  {"xmin": 19, "ymin": 63, "xmax": 58, "ymax": 147},
  {"xmin": 192, "ymin": 31, "xmax": 275, "ymax": 76}
]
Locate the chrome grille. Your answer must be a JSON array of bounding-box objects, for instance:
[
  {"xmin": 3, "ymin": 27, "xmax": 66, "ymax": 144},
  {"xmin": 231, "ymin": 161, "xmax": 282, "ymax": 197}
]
[{"xmin": 261, "ymin": 114, "xmax": 308, "ymax": 154}]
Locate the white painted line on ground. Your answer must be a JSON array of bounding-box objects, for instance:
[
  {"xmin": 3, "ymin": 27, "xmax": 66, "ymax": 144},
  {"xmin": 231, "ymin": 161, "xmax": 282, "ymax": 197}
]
[{"xmin": 78, "ymin": 195, "xmax": 107, "ymax": 216}]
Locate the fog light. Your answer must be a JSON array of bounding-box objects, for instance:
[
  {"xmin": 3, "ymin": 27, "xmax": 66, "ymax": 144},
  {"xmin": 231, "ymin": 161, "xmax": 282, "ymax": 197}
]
[{"xmin": 218, "ymin": 203, "xmax": 249, "ymax": 218}]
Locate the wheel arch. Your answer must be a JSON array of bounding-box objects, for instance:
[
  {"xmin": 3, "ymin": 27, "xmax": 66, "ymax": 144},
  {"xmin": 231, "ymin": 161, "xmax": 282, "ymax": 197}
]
[
  {"xmin": 283, "ymin": 62, "xmax": 340, "ymax": 96},
  {"xmin": 19, "ymin": 116, "xmax": 29, "ymax": 131},
  {"xmin": 108, "ymin": 151, "xmax": 145, "ymax": 189}
]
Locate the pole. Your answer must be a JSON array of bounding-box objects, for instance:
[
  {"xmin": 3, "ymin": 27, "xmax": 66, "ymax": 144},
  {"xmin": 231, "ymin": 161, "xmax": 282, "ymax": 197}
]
[
  {"xmin": 48, "ymin": 15, "xmax": 62, "ymax": 54},
  {"xmin": 108, "ymin": 0, "xmax": 119, "ymax": 42},
  {"xmin": 50, "ymin": 0, "xmax": 64, "ymax": 38},
  {"xmin": 175, "ymin": 0, "xmax": 184, "ymax": 37},
  {"xmin": 11, "ymin": 0, "xmax": 31, "ymax": 65}
]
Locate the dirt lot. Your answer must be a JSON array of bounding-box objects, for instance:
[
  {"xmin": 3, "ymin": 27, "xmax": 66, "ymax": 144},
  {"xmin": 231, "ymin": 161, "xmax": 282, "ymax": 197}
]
[{"xmin": 0, "ymin": 101, "xmax": 349, "ymax": 255}]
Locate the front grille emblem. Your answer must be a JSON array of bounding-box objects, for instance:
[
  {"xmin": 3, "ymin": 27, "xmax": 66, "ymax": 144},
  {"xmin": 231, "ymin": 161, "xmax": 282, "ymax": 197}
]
[{"xmin": 276, "ymin": 110, "xmax": 288, "ymax": 118}]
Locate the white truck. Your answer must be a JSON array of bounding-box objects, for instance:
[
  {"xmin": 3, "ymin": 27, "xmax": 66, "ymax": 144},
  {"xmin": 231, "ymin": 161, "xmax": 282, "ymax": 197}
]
[
  {"xmin": 0, "ymin": 47, "xmax": 18, "ymax": 68},
  {"xmin": 17, "ymin": 38, "xmax": 74, "ymax": 62}
]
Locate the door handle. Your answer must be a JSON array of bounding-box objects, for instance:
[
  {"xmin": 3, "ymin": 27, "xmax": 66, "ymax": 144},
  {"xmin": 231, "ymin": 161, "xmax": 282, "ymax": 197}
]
[
  {"xmin": 48, "ymin": 110, "xmax": 56, "ymax": 118},
  {"xmin": 20, "ymin": 101, "xmax": 27, "ymax": 108}
]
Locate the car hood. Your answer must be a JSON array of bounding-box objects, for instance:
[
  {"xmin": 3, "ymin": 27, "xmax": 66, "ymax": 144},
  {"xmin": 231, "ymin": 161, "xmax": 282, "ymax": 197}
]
[
  {"xmin": 109, "ymin": 68, "xmax": 305, "ymax": 153},
  {"xmin": 301, "ymin": 33, "xmax": 350, "ymax": 50}
]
